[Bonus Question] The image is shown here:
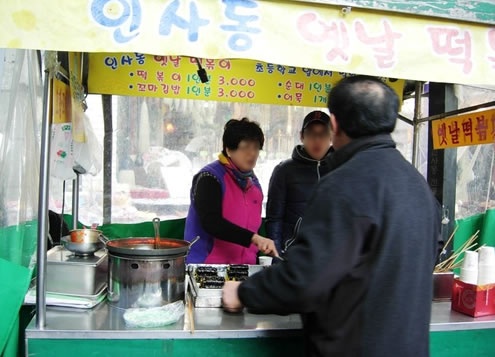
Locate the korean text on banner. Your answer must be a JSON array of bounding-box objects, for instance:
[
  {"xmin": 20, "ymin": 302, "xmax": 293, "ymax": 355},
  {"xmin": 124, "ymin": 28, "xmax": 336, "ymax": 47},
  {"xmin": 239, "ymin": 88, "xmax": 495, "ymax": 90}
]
[
  {"xmin": 52, "ymin": 79, "xmax": 71, "ymax": 124},
  {"xmin": 432, "ymin": 108, "xmax": 495, "ymax": 149},
  {"xmin": 87, "ymin": 54, "xmax": 404, "ymax": 107},
  {"xmin": 1, "ymin": 1, "xmax": 495, "ymax": 85}
]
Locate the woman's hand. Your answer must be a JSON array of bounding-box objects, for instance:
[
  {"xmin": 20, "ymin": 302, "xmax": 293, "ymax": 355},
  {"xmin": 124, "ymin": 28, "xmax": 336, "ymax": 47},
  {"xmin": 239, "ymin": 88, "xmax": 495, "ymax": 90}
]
[{"xmin": 251, "ymin": 234, "xmax": 279, "ymax": 257}]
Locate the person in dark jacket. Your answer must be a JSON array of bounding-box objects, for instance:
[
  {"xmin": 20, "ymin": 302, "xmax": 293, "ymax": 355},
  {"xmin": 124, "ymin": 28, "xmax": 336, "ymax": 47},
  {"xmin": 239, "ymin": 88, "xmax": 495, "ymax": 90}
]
[
  {"xmin": 266, "ymin": 111, "xmax": 332, "ymax": 252},
  {"xmin": 222, "ymin": 76, "xmax": 441, "ymax": 357}
]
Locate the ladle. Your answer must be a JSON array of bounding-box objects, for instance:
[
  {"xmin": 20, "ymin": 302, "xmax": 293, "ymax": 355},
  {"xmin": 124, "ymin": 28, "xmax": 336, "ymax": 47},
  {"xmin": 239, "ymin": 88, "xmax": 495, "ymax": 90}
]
[{"xmin": 152, "ymin": 217, "xmax": 161, "ymax": 249}]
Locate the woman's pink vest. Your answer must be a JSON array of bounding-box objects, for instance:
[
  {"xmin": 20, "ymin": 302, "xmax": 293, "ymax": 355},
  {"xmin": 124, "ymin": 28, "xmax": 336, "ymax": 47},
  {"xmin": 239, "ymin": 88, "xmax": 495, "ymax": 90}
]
[{"xmin": 184, "ymin": 160, "xmax": 262, "ymax": 264}]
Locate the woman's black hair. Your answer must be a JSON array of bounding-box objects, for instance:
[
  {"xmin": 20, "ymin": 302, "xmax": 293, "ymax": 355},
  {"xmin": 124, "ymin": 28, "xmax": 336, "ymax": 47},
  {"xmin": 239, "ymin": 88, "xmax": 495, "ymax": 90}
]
[{"xmin": 222, "ymin": 117, "xmax": 264, "ymax": 156}]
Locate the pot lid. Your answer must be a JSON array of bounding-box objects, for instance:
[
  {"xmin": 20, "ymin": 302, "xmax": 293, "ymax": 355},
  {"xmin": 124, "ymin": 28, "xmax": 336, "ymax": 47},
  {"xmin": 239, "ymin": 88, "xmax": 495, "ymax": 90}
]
[{"xmin": 105, "ymin": 237, "xmax": 190, "ymax": 257}]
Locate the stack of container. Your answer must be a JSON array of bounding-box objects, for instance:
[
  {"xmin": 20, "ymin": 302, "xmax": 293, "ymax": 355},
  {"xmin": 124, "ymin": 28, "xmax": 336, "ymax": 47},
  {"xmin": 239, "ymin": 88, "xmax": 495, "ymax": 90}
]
[{"xmin": 452, "ymin": 246, "xmax": 495, "ymax": 317}]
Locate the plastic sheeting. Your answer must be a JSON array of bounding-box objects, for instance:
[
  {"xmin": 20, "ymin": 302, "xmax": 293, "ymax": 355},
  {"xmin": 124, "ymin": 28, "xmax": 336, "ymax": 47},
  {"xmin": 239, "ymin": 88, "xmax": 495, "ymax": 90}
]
[{"xmin": 0, "ymin": 49, "xmax": 42, "ymax": 357}]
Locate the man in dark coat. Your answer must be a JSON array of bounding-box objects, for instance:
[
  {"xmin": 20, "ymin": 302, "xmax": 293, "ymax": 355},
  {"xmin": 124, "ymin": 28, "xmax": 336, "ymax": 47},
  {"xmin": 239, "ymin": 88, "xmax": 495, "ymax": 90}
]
[
  {"xmin": 222, "ymin": 76, "xmax": 441, "ymax": 357},
  {"xmin": 266, "ymin": 111, "xmax": 332, "ymax": 252}
]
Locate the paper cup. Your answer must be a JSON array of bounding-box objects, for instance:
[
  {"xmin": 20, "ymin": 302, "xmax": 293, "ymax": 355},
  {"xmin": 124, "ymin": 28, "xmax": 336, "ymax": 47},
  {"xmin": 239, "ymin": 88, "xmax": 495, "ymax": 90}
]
[
  {"xmin": 460, "ymin": 268, "xmax": 478, "ymax": 285},
  {"xmin": 478, "ymin": 246, "xmax": 495, "ymax": 266},
  {"xmin": 478, "ymin": 264, "xmax": 495, "ymax": 285},
  {"xmin": 258, "ymin": 256, "xmax": 273, "ymax": 266},
  {"xmin": 462, "ymin": 251, "xmax": 479, "ymax": 270}
]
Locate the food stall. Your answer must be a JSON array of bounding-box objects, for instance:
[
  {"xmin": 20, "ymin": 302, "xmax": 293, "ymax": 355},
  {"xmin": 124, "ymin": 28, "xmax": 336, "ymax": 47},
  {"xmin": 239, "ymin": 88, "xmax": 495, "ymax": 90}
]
[{"xmin": 1, "ymin": 1, "xmax": 495, "ymax": 356}]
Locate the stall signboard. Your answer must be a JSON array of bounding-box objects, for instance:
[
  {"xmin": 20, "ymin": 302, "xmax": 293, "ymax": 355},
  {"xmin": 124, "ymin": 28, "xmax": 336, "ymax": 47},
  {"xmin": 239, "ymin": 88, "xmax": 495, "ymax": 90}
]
[
  {"xmin": 1, "ymin": 1, "xmax": 494, "ymax": 86},
  {"xmin": 432, "ymin": 108, "xmax": 495, "ymax": 149},
  {"xmin": 87, "ymin": 53, "xmax": 404, "ymax": 107},
  {"xmin": 52, "ymin": 78, "xmax": 71, "ymax": 124}
]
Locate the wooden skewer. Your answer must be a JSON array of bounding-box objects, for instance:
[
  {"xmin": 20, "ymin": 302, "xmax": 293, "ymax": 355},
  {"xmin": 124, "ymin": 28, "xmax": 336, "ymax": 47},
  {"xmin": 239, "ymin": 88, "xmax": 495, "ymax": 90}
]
[
  {"xmin": 436, "ymin": 243, "xmax": 478, "ymax": 272},
  {"xmin": 187, "ymin": 294, "xmax": 195, "ymax": 334},
  {"xmin": 439, "ymin": 242, "xmax": 478, "ymax": 267},
  {"xmin": 434, "ymin": 230, "xmax": 480, "ymax": 272},
  {"xmin": 441, "ymin": 225, "xmax": 459, "ymax": 255},
  {"xmin": 447, "ymin": 243, "xmax": 485, "ymax": 271}
]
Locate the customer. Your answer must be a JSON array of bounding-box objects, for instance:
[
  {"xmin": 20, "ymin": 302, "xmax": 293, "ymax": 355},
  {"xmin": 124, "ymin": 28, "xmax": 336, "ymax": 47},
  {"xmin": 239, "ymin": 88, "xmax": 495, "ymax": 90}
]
[
  {"xmin": 185, "ymin": 118, "xmax": 277, "ymax": 264},
  {"xmin": 266, "ymin": 110, "xmax": 332, "ymax": 253},
  {"xmin": 222, "ymin": 76, "xmax": 441, "ymax": 357}
]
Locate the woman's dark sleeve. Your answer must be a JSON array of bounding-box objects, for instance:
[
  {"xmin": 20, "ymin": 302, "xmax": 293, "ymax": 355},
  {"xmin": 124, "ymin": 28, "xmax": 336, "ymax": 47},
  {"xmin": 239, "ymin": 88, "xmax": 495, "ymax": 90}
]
[{"xmin": 193, "ymin": 173, "xmax": 254, "ymax": 247}]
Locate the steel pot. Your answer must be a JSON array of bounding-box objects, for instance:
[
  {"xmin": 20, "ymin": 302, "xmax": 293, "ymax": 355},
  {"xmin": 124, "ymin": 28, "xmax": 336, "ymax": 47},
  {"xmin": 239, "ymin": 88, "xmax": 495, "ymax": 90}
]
[
  {"xmin": 61, "ymin": 236, "xmax": 104, "ymax": 256},
  {"xmin": 70, "ymin": 229, "xmax": 102, "ymax": 243},
  {"xmin": 105, "ymin": 236, "xmax": 198, "ymax": 309}
]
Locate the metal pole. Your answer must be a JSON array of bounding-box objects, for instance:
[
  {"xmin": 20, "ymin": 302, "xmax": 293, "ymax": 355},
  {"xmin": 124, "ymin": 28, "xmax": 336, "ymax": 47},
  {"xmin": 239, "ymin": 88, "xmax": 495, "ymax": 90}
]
[
  {"xmin": 411, "ymin": 81, "xmax": 423, "ymax": 169},
  {"xmin": 72, "ymin": 174, "xmax": 79, "ymax": 229},
  {"xmin": 35, "ymin": 70, "xmax": 52, "ymax": 329},
  {"xmin": 102, "ymin": 94, "xmax": 113, "ymax": 224}
]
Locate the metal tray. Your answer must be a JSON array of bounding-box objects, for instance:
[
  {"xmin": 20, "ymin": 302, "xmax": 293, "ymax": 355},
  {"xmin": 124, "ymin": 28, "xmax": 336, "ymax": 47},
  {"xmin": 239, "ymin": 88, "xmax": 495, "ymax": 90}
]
[
  {"xmin": 187, "ymin": 264, "xmax": 264, "ymax": 308},
  {"xmin": 46, "ymin": 245, "xmax": 108, "ymax": 296}
]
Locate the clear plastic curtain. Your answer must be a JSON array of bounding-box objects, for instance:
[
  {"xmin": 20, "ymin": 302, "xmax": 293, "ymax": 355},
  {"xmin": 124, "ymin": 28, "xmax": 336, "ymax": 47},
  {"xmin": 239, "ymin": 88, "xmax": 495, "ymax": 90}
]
[
  {"xmin": 0, "ymin": 49, "xmax": 42, "ymax": 357},
  {"xmin": 0, "ymin": 49, "xmax": 41, "ymax": 267}
]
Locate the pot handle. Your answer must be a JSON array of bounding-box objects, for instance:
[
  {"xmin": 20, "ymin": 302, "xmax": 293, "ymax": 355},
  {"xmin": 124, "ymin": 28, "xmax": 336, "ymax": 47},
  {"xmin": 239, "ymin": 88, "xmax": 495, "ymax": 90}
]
[{"xmin": 98, "ymin": 234, "xmax": 109, "ymax": 244}]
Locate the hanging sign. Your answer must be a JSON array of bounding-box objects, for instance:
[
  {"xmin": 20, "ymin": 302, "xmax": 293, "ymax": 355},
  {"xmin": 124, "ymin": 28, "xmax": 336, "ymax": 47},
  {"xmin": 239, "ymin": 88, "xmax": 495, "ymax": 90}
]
[
  {"xmin": 52, "ymin": 78, "xmax": 71, "ymax": 124},
  {"xmin": 87, "ymin": 53, "xmax": 404, "ymax": 107},
  {"xmin": 0, "ymin": 1, "xmax": 494, "ymax": 85},
  {"xmin": 432, "ymin": 108, "xmax": 495, "ymax": 149}
]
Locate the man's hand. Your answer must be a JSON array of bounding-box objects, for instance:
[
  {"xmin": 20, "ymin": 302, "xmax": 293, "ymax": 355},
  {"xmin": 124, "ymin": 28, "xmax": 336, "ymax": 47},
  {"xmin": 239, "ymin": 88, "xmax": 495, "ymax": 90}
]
[
  {"xmin": 222, "ymin": 281, "xmax": 243, "ymax": 313},
  {"xmin": 251, "ymin": 234, "xmax": 279, "ymax": 257}
]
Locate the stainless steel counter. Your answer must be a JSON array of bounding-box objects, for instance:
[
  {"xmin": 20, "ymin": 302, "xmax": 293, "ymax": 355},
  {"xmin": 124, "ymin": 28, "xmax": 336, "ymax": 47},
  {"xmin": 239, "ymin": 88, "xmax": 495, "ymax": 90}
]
[{"xmin": 25, "ymin": 301, "xmax": 495, "ymax": 340}]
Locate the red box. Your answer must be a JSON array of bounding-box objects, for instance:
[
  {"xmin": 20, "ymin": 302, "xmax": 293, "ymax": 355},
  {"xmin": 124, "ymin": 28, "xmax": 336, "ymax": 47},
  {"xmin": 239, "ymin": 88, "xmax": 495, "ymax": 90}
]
[{"xmin": 451, "ymin": 279, "xmax": 495, "ymax": 317}]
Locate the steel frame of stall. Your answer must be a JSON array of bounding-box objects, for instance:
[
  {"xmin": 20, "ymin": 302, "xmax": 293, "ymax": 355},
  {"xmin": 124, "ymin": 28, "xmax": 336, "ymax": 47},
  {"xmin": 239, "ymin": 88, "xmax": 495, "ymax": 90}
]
[{"xmin": 33, "ymin": 58, "xmax": 495, "ymax": 328}]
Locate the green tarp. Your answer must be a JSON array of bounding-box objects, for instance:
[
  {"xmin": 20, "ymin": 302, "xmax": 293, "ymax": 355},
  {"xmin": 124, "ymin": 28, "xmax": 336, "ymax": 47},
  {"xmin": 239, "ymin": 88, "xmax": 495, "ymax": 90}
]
[
  {"xmin": 0, "ymin": 259, "xmax": 31, "ymax": 357},
  {"xmin": 303, "ymin": 1, "xmax": 495, "ymax": 25}
]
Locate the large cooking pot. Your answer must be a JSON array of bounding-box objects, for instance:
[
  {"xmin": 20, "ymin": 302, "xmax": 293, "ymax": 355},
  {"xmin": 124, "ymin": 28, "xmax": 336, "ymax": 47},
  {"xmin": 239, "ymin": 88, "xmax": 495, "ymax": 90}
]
[{"xmin": 105, "ymin": 236, "xmax": 198, "ymax": 309}]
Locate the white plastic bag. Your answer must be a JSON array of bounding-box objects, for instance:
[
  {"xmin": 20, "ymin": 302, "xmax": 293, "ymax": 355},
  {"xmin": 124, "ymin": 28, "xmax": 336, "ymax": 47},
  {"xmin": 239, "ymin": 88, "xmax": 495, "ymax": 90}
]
[
  {"xmin": 50, "ymin": 123, "xmax": 76, "ymax": 180},
  {"xmin": 123, "ymin": 300, "xmax": 185, "ymax": 328}
]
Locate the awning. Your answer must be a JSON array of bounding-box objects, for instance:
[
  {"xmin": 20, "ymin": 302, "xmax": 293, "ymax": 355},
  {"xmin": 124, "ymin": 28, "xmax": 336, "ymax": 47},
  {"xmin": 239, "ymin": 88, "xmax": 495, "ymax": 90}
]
[
  {"xmin": 294, "ymin": 1, "xmax": 495, "ymax": 25},
  {"xmin": 1, "ymin": 0, "xmax": 493, "ymax": 85}
]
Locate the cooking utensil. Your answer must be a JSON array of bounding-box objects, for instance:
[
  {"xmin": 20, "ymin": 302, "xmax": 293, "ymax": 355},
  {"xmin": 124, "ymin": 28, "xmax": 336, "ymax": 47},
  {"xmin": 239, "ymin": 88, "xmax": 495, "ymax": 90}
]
[
  {"xmin": 153, "ymin": 217, "xmax": 160, "ymax": 249},
  {"xmin": 107, "ymin": 248, "xmax": 187, "ymax": 309},
  {"xmin": 105, "ymin": 238, "xmax": 192, "ymax": 257},
  {"xmin": 105, "ymin": 235, "xmax": 200, "ymax": 309},
  {"xmin": 69, "ymin": 229, "xmax": 102, "ymax": 243},
  {"xmin": 61, "ymin": 235, "xmax": 104, "ymax": 256}
]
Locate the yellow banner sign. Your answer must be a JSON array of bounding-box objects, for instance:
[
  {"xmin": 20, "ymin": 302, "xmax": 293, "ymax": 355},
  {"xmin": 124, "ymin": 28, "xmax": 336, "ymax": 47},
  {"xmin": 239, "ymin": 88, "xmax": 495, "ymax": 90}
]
[
  {"xmin": 52, "ymin": 78, "xmax": 71, "ymax": 124},
  {"xmin": 88, "ymin": 53, "xmax": 404, "ymax": 107},
  {"xmin": 1, "ymin": 1, "xmax": 494, "ymax": 85},
  {"xmin": 432, "ymin": 109, "xmax": 495, "ymax": 149}
]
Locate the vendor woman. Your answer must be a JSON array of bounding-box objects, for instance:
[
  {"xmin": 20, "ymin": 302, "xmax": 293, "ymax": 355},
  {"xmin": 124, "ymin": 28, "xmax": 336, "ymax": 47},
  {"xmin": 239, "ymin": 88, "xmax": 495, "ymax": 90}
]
[{"xmin": 184, "ymin": 118, "xmax": 278, "ymax": 264}]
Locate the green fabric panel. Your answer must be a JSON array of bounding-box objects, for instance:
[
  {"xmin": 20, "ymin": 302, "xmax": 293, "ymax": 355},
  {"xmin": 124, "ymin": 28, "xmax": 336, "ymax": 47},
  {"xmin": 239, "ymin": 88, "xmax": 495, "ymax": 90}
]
[
  {"xmin": 61, "ymin": 216, "xmax": 268, "ymax": 240},
  {"xmin": 25, "ymin": 329, "xmax": 495, "ymax": 357},
  {"xmin": 62, "ymin": 215, "xmax": 186, "ymax": 240},
  {"xmin": 0, "ymin": 259, "xmax": 31, "ymax": 357},
  {"xmin": 100, "ymin": 219, "xmax": 186, "ymax": 240},
  {"xmin": 27, "ymin": 337, "xmax": 304, "ymax": 357},
  {"xmin": 1, "ymin": 318, "xmax": 18, "ymax": 357},
  {"xmin": 430, "ymin": 329, "xmax": 495, "ymax": 357},
  {"xmin": 480, "ymin": 208, "xmax": 495, "ymax": 247},
  {"xmin": 318, "ymin": 1, "xmax": 495, "ymax": 24},
  {"xmin": 454, "ymin": 213, "xmax": 485, "ymax": 252},
  {"xmin": 452, "ymin": 213, "xmax": 485, "ymax": 274},
  {"xmin": 0, "ymin": 221, "xmax": 37, "ymax": 267}
]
